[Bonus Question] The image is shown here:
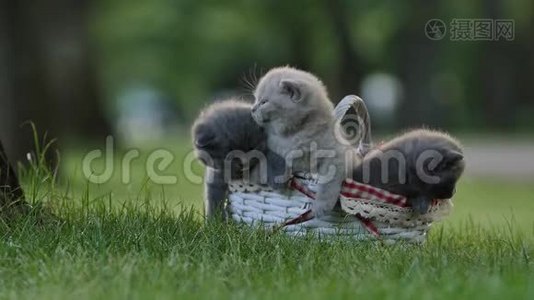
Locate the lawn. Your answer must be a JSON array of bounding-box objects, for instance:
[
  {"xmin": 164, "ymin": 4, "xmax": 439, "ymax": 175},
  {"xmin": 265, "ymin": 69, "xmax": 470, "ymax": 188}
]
[{"xmin": 0, "ymin": 140, "xmax": 533, "ymax": 299}]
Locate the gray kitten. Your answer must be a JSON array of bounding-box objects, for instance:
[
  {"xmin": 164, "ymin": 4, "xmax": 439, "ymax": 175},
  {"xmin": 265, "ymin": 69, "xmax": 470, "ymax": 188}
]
[
  {"xmin": 192, "ymin": 99, "xmax": 286, "ymax": 219},
  {"xmin": 352, "ymin": 129, "xmax": 465, "ymax": 214},
  {"xmin": 251, "ymin": 66, "xmax": 355, "ymax": 218}
]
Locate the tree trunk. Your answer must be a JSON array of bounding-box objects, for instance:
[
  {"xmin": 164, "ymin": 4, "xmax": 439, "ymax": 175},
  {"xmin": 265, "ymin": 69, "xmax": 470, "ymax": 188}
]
[
  {"xmin": 324, "ymin": 0, "xmax": 367, "ymax": 102},
  {"xmin": 479, "ymin": 0, "xmax": 517, "ymax": 129},
  {"xmin": 0, "ymin": 139, "xmax": 30, "ymax": 218},
  {"xmin": 0, "ymin": 0, "xmax": 55, "ymax": 165},
  {"xmin": 390, "ymin": 0, "xmax": 441, "ymax": 128},
  {"xmin": 0, "ymin": 0, "xmax": 111, "ymax": 165}
]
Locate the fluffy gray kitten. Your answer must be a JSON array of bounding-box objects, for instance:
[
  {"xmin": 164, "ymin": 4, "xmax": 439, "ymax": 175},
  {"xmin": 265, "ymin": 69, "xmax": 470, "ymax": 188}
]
[
  {"xmin": 192, "ymin": 99, "xmax": 286, "ymax": 219},
  {"xmin": 251, "ymin": 66, "xmax": 356, "ymax": 218},
  {"xmin": 352, "ymin": 129, "xmax": 465, "ymax": 214}
]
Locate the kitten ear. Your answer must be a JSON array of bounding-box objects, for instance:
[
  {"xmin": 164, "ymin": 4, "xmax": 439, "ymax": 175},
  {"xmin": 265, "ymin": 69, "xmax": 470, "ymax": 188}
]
[
  {"xmin": 444, "ymin": 150, "xmax": 463, "ymax": 164},
  {"xmin": 280, "ymin": 79, "xmax": 304, "ymax": 102}
]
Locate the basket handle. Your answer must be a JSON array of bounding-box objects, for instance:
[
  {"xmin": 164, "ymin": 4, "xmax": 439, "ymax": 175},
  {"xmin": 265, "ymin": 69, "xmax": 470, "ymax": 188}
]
[{"xmin": 334, "ymin": 95, "xmax": 373, "ymax": 156}]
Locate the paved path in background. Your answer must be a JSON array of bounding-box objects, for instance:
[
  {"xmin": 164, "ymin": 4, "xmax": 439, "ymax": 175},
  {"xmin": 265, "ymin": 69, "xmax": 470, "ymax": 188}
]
[{"xmin": 463, "ymin": 140, "xmax": 534, "ymax": 180}]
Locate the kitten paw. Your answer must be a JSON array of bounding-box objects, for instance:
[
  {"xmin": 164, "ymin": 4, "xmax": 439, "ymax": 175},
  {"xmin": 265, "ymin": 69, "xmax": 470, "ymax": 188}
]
[
  {"xmin": 311, "ymin": 202, "xmax": 331, "ymax": 218},
  {"xmin": 409, "ymin": 196, "xmax": 431, "ymax": 215}
]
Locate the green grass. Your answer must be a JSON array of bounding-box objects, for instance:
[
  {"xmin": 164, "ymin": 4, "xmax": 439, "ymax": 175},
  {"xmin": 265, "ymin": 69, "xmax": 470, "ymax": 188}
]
[{"xmin": 1, "ymin": 142, "xmax": 533, "ymax": 300}]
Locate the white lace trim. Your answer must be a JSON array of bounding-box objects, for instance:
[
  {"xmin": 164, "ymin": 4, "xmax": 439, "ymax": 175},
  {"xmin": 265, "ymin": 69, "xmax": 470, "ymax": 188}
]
[{"xmin": 340, "ymin": 196, "xmax": 452, "ymax": 227}]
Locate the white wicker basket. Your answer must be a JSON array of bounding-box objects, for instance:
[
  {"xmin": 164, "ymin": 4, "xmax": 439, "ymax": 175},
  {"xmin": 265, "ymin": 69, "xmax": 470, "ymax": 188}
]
[
  {"xmin": 225, "ymin": 96, "xmax": 452, "ymax": 243},
  {"xmin": 227, "ymin": 176, "xmax": 452, "ymax": 244}
]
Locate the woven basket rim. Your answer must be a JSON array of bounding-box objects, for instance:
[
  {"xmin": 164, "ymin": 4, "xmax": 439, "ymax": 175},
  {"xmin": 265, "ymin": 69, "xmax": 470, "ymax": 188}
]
[{"xmin": 227, "ymin": 177, "xmax": 451, "ymax": 243}]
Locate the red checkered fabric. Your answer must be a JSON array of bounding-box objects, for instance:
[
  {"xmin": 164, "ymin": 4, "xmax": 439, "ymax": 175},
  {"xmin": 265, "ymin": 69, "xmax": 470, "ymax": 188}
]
[
  {"xmin": 341, "ymin": 178, "xmax": 408, "ymax": 208},
  {"xmin": 287, "ymin": 178, "xmax": 412, "ymax": 238}
]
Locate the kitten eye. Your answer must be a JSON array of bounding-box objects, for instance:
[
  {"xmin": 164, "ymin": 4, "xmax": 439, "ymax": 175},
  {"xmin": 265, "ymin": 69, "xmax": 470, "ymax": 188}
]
[
  {"xmin": 436, "ymin": 160, "xmax": 453, "ymax": 172},
  {"xmin": 194, "ymin": 131, "xmax": 215, "ymax": 149}
]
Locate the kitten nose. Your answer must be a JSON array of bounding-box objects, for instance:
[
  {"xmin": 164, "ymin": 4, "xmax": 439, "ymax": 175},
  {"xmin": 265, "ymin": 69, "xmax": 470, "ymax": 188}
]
[{"xmin": 252, "ymin": 99, "xmax": 266, "ymax": 113}]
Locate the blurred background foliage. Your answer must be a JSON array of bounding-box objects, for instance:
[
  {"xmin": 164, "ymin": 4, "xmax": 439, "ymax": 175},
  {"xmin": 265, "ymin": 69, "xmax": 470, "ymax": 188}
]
[
  {"xmin": 91, "ymin": 0, "xmax": 534, "ymax": 129},
  {"xmin": 0, "ymin": 0, "xmax": 533, "ymax": 162}
]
